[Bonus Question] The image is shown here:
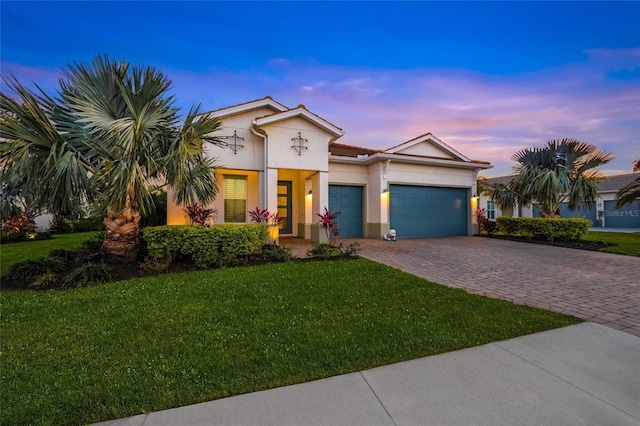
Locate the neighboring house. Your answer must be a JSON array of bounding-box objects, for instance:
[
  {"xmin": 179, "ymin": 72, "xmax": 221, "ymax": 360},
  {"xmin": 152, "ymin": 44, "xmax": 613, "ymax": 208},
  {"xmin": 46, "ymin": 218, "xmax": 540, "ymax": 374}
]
[
  {"xmin": 167, "ymin": 97, "xmax": 493, "ymax": 241},
  {"xmin": 478, "ymin": 173, "xmax": 640, "ymax": 229}
]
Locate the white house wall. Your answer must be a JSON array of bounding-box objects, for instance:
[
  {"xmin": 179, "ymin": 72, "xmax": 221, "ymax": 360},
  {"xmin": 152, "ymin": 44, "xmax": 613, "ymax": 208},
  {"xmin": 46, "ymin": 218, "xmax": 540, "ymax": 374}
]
[
  {"xmin": 260, "ymin": 117, "xmax": 331, "ymax": 172},
  {"xmin": 207, "ymin": 107, "xmax": 276, "ymax": 171}
]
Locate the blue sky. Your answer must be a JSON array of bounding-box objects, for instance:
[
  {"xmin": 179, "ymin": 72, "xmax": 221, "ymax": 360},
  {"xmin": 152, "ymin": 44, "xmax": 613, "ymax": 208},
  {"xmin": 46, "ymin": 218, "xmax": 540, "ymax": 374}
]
[{"xmin": 2, "ymin": 1, "xmax": 639, "ymax": 176}]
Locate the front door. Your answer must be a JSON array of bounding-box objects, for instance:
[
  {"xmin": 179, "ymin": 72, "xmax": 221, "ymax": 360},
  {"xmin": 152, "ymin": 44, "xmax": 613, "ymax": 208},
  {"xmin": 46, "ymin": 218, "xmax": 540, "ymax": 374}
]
[{"xmin": 277, "ymin": 181, "xmax": 292, "ymax": 234}]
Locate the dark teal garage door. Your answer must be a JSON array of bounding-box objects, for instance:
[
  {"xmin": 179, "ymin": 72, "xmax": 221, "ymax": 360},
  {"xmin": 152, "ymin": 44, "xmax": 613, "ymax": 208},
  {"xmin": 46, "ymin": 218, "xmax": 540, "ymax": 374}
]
[
  {"xmin": 329, "ymin": 185, "xmax": 363, "ymax": 238},
  {"xmin": 603, "ymin": 201, "xmax": 640, "ymax": 228},
  {"xmin": 390, "ymin": 185, "xmax": 467, "ymax": 237}
]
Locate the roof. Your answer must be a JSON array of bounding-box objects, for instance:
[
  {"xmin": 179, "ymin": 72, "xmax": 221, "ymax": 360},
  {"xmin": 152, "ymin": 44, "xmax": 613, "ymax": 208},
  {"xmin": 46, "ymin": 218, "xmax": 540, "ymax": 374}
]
[
  {"xmin": 479, "ymin": 173, "xmax": 640, "ymax": 192},
  {"xmin": 597, "ymin": 173, "xmax": 640, "ymax": 192},
  {"xmin": 329, "ymin": 143, "xmax": 382, "ymax": 158},
  {"xmin": 207, "ymin": 96, "xmax": 288, "ymax": 118},
  {"xmin": 479, "ymin": 175, "xmax": 513, "ymax": 186},
  {"xmin": 253, "ymin": 105, "xmax": 344, "ymax": 138},
  {"xmin": 385, "ymin": 132, "xmax": 471, "ymax": 162}
]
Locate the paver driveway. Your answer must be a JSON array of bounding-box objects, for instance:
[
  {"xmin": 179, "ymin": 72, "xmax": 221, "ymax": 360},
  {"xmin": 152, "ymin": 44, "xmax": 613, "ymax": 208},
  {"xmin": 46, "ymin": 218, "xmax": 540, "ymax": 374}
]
[{"xmin": 283, "ymin": 237, "xmax": 640, "ymax": 336}]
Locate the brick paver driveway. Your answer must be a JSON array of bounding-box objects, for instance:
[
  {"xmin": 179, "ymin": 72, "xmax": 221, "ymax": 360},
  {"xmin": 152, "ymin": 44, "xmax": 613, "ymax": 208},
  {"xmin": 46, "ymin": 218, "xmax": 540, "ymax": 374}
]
[{"xmin": 283, "ymin": 237, "xmax": 640, "ymax": 336}]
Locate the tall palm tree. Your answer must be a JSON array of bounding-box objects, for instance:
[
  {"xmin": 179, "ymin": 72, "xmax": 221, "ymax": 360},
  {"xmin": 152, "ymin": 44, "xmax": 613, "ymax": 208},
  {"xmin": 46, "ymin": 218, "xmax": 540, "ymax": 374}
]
[
  {"xmin": 489, "ymin": 139, "xmax": 614, "ymax": 217},
  {"xmin": 1, "ymin": 55, "xmax": 224, "ymax": 261},
  {"xmin": 615, "ymin": 158, "xmax": 640, "ymax": 208}
]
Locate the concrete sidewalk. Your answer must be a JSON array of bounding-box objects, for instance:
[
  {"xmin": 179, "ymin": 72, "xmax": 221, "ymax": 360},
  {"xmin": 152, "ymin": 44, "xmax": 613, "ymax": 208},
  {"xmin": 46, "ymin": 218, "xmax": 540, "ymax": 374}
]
[{"xmin": 95, "ymin": 323, "xmax": 640, "ymax": 426}]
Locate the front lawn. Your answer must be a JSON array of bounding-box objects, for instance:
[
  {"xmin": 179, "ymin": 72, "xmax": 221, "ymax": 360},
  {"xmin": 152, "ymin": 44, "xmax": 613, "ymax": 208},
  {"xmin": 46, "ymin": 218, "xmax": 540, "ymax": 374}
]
[
  {"xmin": 0, "ymin": 232, "xmax": 100, "ymax": 275},
  {"xmin": 2, "ymin": 258, "xmax": 581, "ymax": 425},
  {"xmin": 584, "ymin": 231, "xmax": 640, "ymax": 257}
]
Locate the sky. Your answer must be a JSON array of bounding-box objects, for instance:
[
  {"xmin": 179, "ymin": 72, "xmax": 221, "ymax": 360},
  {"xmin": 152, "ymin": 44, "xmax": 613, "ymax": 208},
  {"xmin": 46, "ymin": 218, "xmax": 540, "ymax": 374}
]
[{"xmin": 1, "ymin": 1, "xmax": 639, "ymax": 177}]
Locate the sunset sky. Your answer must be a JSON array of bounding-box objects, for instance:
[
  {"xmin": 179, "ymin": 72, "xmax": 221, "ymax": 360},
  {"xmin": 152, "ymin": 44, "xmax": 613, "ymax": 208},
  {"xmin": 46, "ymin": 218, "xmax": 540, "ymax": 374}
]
[{"xmin": 2, "ymin": 1, "xmax": 639, "ymax": 176}]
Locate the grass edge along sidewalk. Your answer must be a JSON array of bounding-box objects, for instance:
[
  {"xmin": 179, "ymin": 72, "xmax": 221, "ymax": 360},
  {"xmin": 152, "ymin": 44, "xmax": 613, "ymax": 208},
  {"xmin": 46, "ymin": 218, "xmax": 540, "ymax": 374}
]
[{"xmin": 1, "ymin": 258, "xmax": 581, "ymax": 426}]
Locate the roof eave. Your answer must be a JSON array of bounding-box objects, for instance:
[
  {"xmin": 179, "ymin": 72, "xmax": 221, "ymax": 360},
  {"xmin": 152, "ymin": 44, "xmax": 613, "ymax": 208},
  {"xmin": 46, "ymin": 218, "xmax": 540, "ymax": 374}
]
[{"xmin": 330, "ymin": 152, "xmax": 492, "ymax": 170}]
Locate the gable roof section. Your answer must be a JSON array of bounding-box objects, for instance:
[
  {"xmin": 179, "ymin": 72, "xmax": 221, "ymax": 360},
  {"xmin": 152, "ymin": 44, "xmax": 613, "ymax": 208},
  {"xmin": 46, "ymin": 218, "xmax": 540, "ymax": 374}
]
[
  {"xmin": 208, "ymin": 96, "xmax": 288, "ymax": 118},
  {"xmin": 253, "ymin": 104, "xmax": 344, "ymax": 138},
  {"xmin": 385, "ymin": 132, "xmax": 471, "ymax": 162}
]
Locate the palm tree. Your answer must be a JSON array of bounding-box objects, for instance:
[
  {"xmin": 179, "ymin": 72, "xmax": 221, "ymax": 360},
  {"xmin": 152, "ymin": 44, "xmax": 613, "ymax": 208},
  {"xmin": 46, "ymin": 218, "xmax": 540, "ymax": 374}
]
[
  {"xmin": 489, "ymin": 139, "xmax": 614, "ymax": 217},
  {"xmin": 615, "ymin": 158, "xmax": 640, "ymax": 208},
  {"xmin": 1, "ymin": 55, "xmax": 224, "ymax": 262}
]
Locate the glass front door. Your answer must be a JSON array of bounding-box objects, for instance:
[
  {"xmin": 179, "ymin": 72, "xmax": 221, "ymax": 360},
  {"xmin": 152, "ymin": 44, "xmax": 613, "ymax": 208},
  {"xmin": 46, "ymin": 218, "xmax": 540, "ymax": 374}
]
[{"xmin": 277, "ymin": 181, "xmax": 292, "ymax": 234}]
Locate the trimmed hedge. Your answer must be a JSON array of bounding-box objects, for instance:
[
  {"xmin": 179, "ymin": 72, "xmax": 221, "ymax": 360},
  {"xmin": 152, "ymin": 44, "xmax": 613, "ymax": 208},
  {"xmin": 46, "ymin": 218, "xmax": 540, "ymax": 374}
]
[
  {"xmin": 142, "ymin": 224, "xmax": 268, "ymax": 268},
  {"xmin": 496, "ymin": 217, "xmax": 591, "ymax": 241}
]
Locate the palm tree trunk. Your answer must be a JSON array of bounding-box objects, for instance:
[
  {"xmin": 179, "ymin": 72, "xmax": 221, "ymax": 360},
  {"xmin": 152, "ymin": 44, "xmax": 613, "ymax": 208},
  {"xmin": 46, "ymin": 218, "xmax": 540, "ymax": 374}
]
[{"xmin": 102, "ymin": 208, "xmax": 141, "ymax": 263}]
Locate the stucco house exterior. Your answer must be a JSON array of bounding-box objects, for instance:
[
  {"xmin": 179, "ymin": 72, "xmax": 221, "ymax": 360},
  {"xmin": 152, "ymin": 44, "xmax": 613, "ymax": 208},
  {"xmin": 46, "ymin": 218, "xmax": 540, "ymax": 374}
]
[
  {"xmin": 478, "ymin": 173, "xmax": 640, "ymax": 229},
  {"xmin": 167, "ymin": 97, "xmax": 493, "ymax": 241}
]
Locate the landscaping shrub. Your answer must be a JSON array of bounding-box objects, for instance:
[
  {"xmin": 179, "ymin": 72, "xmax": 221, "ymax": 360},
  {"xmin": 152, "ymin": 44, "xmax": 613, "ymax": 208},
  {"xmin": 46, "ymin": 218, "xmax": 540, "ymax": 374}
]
[
  {"xmin": 48, "ymin": 216, "xmax": 104, "ymax": 233},
  {"xmin": 307, "ymin": 242, "xmax": 361, "ymax": 259},
  {"xmin": 71, "ymin": 216, "xmax": 104, "ymax": 232},
  {"xmin": 260, "ymin": 244, "xmax": 293, "ymax": 263},
  {"xmin": 47, "ymin": 217, "xmax": 74, "ymax": 234},
  {"xmin": 5, "ymin": 256, "xmax": 67, "ymax": 280},
  {"xmin": 496, "ymin": 217, "xmax": 591, "ymax": 241},
  {"xmin": 61, "ymin": 262, "xmax": 112, "ymax": 289},
  {"xmin": 143, "ymin": 224, "xmax": 268, "ymax": 268},
  {"xmin": 0, "ymin": 215, "xmax": 48, "ymax": 243}
]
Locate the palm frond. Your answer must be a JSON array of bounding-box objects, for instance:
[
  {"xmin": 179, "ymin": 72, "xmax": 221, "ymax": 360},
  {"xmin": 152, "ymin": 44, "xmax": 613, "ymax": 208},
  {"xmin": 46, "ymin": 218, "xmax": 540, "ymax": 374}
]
[{"xmin": 615, "ymin": 177, "xmax": 640, "ymax": 208}]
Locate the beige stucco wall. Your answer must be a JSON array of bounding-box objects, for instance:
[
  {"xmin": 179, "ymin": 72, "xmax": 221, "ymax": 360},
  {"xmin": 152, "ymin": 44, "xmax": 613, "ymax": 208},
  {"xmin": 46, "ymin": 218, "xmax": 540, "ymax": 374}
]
[
  {"xmin": 259, "ymin": 117, "xmax": 332, "ymax": 172},
  {"xmin": 394, "ymin": 143, "xmax": 456, "ymax": 158},
  {"xmin": 206, "ymin": 107, "xmax": 276, "ymax": 171}
]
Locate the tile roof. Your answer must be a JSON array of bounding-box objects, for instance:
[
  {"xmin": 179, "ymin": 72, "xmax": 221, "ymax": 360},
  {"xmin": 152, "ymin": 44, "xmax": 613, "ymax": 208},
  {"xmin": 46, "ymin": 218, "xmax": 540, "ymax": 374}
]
[
  {"xmin": 255, "ymin": 104, "xmax": 343, "ymax": 132},
  {"xmin": 597, "ymin": 173, "xmax": 639, "ymax": 192},
  {"xmin": 329, "ymin": 143, "xmax": 382, "ymax": 157},
  {"xmin": 479, "ymin": 173, "xmax": 640, "ymax": 192}
]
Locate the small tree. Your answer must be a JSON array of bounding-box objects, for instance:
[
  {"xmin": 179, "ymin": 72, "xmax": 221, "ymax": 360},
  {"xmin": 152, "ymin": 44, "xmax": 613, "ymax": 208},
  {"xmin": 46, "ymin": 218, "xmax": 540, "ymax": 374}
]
[{"xmin": 489, "ymin": 139, "xmax": 614, "ymax": 217}]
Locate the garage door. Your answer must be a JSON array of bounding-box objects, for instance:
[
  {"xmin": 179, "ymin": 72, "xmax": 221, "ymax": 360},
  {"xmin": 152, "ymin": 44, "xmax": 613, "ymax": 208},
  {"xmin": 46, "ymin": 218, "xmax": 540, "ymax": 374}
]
[
  {"xmin": 557, "ymin": 202, "xmax": 597, "ymax": 226},
  {"xmin": 329, "ymin": 185, "xmax": 363, "ymax": 238},
  {"xmin": 603, "ymin": 201, "xmax": 640, "ymax": 228},
  {"xmin": 390, "ymin": 185, "xmax": 467, "ymax": 238}
]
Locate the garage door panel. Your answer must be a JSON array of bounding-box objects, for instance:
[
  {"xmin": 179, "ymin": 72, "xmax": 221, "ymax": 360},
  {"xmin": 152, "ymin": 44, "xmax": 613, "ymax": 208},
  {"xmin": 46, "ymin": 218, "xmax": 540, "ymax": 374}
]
[
  {"xmin": 329, "ymin": 185, "xmax": 363, "ymax": 238},
  {"xmin": 603, "ymin": 201, "xmax": 640, "ymax": 228},
  {"xmin": 390, "ymin": 185, "xmax": 467, "ymax": 238}
]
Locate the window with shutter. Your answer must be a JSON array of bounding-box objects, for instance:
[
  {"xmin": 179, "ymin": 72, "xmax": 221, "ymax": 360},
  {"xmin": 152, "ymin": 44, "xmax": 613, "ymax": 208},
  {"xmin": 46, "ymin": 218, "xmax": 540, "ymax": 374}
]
[{"xmin": 224, "ymin": 175, "xmax": 247, "ymax": 223}]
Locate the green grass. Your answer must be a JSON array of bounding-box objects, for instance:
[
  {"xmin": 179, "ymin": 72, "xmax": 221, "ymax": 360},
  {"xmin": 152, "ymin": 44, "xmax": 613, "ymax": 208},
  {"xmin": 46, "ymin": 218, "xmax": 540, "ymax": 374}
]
[
  {"xmin": 2, "ymin": 259, "xmax": 581, "ymax": 425},
  {"xmin": 584, "ymin": 231, "xmax": 640, "ymax": 257},
  {"xmin": 0, "ymin": 232, "xmax": 100, "ymax": 275}
]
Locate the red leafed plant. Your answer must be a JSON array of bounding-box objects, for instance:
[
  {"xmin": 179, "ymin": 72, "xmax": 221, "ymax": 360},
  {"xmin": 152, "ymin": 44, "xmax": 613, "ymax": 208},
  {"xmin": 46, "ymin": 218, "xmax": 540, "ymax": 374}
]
[
  {"xmin": 248, "ymin": 207, "xmax": 270, "ymax": 224},
  {"xmin": 183, "ymin": 203, "xmax": 217, "ymax": 226},
  {"xmin": 475, "ymin": 207, "xmax": 496, "ymax": 235},
  {"xmin": 249, "ymin": 207, "xmax": 281, "ymax": 225},
  {"xmin": 317, "ymin": 207, "xmax": 340, "ymax": 245}
]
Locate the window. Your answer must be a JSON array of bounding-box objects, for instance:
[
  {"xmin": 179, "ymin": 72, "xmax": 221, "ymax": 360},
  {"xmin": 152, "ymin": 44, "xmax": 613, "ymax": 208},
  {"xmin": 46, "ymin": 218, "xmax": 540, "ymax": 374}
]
[
  {"xmin": 224, "ymin": 175, "xmax": 247, "ymax": 223},
  {"xmin": 486, "ymin": 201, "xmax": 496, "ymax": 220}
]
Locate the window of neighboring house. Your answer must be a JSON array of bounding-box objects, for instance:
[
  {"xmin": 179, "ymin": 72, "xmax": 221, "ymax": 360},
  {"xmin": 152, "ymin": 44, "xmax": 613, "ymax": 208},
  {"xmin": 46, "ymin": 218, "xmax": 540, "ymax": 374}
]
[
  {"xmin": 486, "ymin": 201, "xmax": 496, "ymax": 220},
  {"xmin": 224, "ymin": 175, "xmax": 247, "ymax": 223}
]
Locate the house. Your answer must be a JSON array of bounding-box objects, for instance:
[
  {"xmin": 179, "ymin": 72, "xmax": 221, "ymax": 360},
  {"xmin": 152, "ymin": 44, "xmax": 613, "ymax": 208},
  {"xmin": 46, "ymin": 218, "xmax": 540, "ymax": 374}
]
[
  {"xmin": 167, "ymin": 97, "xmax": 493, "ymax": 241},
  {"xmin": 478, "ymin": 173, "xmax": 640, "ymax": 228}
]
